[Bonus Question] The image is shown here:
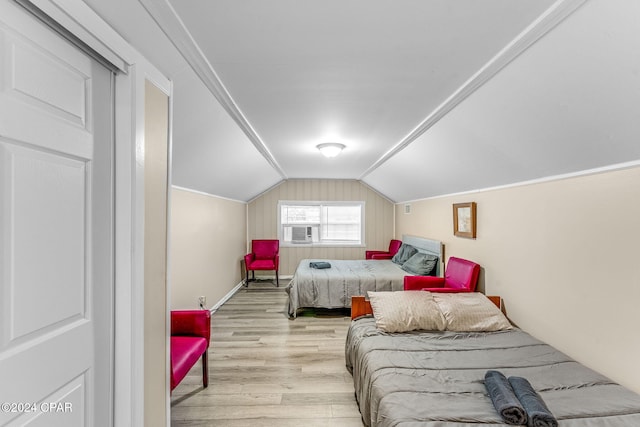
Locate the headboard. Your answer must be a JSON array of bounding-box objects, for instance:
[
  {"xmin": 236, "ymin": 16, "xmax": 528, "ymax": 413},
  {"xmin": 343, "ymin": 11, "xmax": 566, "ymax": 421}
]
[
  {"xmin": 351, "ymin": 295, "xmax": 503, "ymax": 320},
  {"xmin": 401, "ymin": 235, "xmax": 445, "ymax": 276}
]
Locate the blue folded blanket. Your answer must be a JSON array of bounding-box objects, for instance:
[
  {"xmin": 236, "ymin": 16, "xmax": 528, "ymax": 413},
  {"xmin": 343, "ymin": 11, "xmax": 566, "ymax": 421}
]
[
  {"xmin": 509, "ymin": 376, "xmax": 558, "ymax": 427},
  {"xmin": 484, "ymin": 370, "xmax": 527, "ymax": 425},
  {"xmin": 309, "ymin": 261, "xmax": 331, "ymax": 269}
]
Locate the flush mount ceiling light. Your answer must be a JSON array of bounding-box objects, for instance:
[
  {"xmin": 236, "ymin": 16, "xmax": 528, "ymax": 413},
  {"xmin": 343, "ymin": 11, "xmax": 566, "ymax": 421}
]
[{"xmin": 316, "ymin": 143, "xmax": 346, "ymax": 158}]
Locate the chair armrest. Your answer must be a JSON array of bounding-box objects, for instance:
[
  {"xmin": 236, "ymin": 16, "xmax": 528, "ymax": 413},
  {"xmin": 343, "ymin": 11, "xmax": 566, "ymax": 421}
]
[
  {"xmin": 171, "ymin": 310, "xmax": 211, "ymax": 346},
  {"xmin": 244, "ymin": 253, "xmax": 255, "ymax": 266},
  {"xmin": 403, "ymin": 276, "xmax": 445, "ymax": 290},
  {"xmin": 370, "ymin": 253, "xmax": 393, "ymax": 260},
  {"xmin": 364, "ymin": 251, "xmax": 388, "ymax": 259},
  {"xmin": 274, "ymin": 253, "xmax": 279, "ymax": 269},
  {"xmin": 422, "ymin": 287, "xmax": 473, "ymax": 293}
]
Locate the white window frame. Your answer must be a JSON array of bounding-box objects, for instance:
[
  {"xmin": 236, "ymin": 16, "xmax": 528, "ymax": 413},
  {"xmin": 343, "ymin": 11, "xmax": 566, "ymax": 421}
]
[{"xmin": 278, "ymin": 200, "xmax": 366, "ymax": 247}]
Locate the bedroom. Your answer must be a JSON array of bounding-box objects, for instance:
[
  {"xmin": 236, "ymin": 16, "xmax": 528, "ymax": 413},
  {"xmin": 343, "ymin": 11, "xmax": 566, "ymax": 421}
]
[{"xmin": 1, "ymin": 0, "xmax": 639, "ymax": 426}]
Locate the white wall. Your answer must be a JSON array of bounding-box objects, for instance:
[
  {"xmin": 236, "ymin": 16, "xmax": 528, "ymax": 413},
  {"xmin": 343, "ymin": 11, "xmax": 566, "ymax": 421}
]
[
  {"xmin": 396, "ymin": 166, "xmax": 640, "ymax": 394},
  {"xmin": 143, "ymin": 80, "xmax": 169, "ymax": 427},
  {"xmin": 170, "ymin": 187, "xmax": 247, "ymax": 309}
]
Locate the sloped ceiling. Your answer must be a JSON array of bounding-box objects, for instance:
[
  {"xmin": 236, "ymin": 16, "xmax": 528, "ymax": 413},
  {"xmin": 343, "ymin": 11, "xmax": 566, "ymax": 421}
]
[{"xmin": 84, "ymin": 0, "xmax": 640, "ymax": 202}]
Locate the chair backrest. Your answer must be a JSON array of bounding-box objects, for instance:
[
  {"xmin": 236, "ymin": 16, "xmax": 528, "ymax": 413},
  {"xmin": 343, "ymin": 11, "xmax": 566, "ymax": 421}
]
[
  {"xmin": 388, "ymin": 239, "xmax": 403, "ymax": 256},
  {"xmin": 443, "ymin": 257, "xmax": 480, "ymax": 291},
  {"xmin": 252, "ymin": 239, "xmax": 279, "ymax": 260}
]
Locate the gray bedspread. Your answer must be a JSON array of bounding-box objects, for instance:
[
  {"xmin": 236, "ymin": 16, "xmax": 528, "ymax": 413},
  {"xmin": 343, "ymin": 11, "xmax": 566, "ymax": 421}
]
[
  {"xmin": 286, "ymin": 259, "xmax": 409, "ymax": 318},
  {"xmin": 345, "ymin": 317, "xmax": 640, "ymax": 427}
]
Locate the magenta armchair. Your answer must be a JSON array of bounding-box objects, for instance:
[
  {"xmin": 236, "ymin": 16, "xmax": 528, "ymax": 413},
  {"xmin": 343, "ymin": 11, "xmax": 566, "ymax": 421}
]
[
  {"xmin": 170, "ymin": 310, "xmax": 211, "ymax": 391},
  {"xmin": 404, "ymin": 256, "xmax": 480, "ymax": 293},
  {"xmin": 244, "ymin": 239, "xmax": 280, "ymax": 287},
  {"xmin": 366, "ymin": 239, "xmax": 402, "ymax": 260}
]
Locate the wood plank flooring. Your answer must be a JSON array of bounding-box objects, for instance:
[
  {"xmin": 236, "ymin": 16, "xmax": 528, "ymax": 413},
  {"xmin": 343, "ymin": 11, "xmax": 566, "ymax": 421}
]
[{"xmin": 170, "ymin": 282, "xmax": 365, "ymax": 426}]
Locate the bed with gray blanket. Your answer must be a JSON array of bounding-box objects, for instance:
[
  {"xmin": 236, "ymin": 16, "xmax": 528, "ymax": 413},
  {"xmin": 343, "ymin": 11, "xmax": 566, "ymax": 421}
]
[
  {"xmin": 286, "ymin": 258, "xmax": 407, "ymax": 317},
  {"xmin": 345, "ymin": 317, "xmax": 640, "ymax": 427},
  {"xmin": 285, "ymin": 236, "xmax": 443, "ymax": 318}
]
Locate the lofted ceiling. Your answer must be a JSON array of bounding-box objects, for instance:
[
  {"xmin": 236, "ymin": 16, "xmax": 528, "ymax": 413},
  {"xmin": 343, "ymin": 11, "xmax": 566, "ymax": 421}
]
[{"xmin": 83, "ymin": 0, "xmax": 640, "ymax": 202}]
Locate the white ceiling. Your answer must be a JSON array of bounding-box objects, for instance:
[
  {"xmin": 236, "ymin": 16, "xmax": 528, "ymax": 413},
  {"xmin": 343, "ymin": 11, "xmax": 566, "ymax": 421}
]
[{"xmin": 83, "ymin": 0, "xmax": 640, "ymax": 202}]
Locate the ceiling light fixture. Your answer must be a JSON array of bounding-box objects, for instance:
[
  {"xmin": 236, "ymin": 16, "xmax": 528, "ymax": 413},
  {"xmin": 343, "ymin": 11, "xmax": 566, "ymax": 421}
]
[{"xmin": 316, "ymin": 143, "xmax": 345, "ymax": 158}]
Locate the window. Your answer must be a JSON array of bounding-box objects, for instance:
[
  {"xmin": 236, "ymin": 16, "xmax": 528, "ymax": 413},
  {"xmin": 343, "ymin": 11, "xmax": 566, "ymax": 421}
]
[{"xmin": 278, "ymin": 201, "xmax": 365, "ymax": 246}]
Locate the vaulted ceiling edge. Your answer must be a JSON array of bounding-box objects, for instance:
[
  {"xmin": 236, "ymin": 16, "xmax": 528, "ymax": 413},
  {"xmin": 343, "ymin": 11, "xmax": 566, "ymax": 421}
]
[
  {"xmin": 138, "ymin": 0, "xmax": 288, "ymax": 179},
  {"xmin": 138, "ymin": 0, "xmax": 586, "ymax": 190},
  {"xmin": 359, "ymin": 0, "xmax": 588, "ymax": 180}
]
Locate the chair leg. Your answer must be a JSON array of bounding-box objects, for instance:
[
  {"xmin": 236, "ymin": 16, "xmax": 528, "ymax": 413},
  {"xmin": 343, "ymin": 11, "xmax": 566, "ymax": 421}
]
[
  {"xmin": 276, "ymin": 269, "xmax": 279, "ymax": 287},
  {"xmin": 202, "ymin": 350, "xmax": 208, "ymax": 388}
]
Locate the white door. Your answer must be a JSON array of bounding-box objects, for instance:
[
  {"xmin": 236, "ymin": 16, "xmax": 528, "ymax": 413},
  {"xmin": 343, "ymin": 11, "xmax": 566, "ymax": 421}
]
[{"xmin": 0, "ymin": 2, "xmax": 114, "ymax": 426}]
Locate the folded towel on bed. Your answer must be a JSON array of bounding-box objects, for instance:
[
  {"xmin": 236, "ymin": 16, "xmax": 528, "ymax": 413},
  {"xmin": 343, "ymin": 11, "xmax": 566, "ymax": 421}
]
[
  {"xmin": 509, "ymin": 376, "xmax": 558, "ymax": 427},
  {"xmin": 309, "ymin": 261, "xmax": 331, "ymax": 269},
  {"xmin": 484, "ymin": 370, "xmax": 527, "ymax": 425}
]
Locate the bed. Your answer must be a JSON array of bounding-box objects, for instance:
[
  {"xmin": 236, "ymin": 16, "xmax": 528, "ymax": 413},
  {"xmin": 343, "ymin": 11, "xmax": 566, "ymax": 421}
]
[
  {"xmin": 346, "ymin": 293, "xmax": 640, "ymax": 427},
  {"xmin": 285, "ymin": 235, "xmax": 443, "ymax": 318}
]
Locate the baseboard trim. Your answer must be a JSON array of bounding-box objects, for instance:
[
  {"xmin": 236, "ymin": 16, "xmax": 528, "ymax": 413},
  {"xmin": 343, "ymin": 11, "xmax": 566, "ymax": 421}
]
[{"xmin": 210, "ymin": 281, "xmax": 243, "ymax": 314}]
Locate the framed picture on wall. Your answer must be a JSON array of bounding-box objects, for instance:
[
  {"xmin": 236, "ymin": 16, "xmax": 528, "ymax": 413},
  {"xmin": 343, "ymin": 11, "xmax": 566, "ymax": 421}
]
[{"xmin": 453, "ymin": 202, "xmax": 476, "ymax": 239}]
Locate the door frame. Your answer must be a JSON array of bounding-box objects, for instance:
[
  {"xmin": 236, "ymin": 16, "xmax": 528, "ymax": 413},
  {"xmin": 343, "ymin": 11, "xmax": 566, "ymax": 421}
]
[{"xmin": 19, "ymin": 0, "xmax": 172, "ymax": 425}]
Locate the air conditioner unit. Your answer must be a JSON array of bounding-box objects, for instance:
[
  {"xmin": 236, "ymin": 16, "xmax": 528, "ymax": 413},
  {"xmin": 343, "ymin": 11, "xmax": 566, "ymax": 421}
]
[{"xmin": 291, "ymin": 226, "xmax": 312, "ymax": 244}]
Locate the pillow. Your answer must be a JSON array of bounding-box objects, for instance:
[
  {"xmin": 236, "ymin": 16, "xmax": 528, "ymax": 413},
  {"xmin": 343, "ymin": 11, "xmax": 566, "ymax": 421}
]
[
  {"xmin": 433, "ymin": 293, "xmax": 512, "ymax": 332},
  {"xmin": 401, "ymin": 252, "xmax": 438, "ymax": 276},
  {"xmin": 391, "ymin": 243, "xmax": 418, "ymax": 265},
  {"xmin": 367, "ymin": 291, "xmax": 445, "ymax": 333}
]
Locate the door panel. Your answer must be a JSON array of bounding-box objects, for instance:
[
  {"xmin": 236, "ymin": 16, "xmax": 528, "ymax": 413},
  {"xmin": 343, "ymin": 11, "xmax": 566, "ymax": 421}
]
[
  {"xmin": 0, "ymin": 2, "xmax": 113, "ymax": 426},
  {"xmin": 3, "ymin": 143, "xmax": 87, "ymax": 341}
]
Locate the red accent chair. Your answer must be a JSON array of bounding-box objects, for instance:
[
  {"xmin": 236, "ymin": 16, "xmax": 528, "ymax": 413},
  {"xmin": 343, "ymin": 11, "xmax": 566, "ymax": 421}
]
[
  {"xmin": 404, "ymin": 256, "xmax": 480, "ymax": 293},
  {"xmin": 170, "ymin": 310, "xmax": 211, "ymax": 391},
  {"xmin": 244, "ymin": 239, "xmax": 280, "ymax": 287},
  {"xmin": 365, "ymin": 239, "xmax": 402, "ymax": 260}
]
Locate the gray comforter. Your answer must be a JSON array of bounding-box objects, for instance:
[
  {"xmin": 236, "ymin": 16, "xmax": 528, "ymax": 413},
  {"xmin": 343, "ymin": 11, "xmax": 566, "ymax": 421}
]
[
  {"xmin": 286, "ymin": 259, "xmax": 409, "ymax": 318},
  {"xmin": 346, "ymin": 317, "xmax": 640, "ymax": 427}
]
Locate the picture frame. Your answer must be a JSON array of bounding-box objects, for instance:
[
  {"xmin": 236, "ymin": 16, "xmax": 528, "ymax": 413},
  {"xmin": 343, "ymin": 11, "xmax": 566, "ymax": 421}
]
[{"xmin": 453, "ymin": 202, "xmax": 476, "ymax": 239}]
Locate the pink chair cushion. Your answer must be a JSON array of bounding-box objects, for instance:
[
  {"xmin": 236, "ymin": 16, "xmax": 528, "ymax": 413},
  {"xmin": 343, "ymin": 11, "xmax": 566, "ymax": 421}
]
[
  {"xmin": 443, "ymin": 257, "xmax": 480, "ymax": 290},
  {"xmin": 245, "ymin": 239, "xmax": 280, "ymax": 272},
  {"xmin": 388, "ymin": 239, "xmax": 402, "ymax": 255},
  {"xmin": 252, "ymin": 240, "xmax": 279, "ymax": 260},
  {"xmin": 365, "ymin": 239, "xmax": 402, "ymax": 260},
  {"xmin": 170, "ymin": 310, "xmax": 210, "ymax": 391},
  {"xmin": 247, "ymin": 259, "xmax": 277, "ymax": 270},
  {"xmin": 404, "ymin": 276, "xmax": 444, "ymax": 290},
  {"xmin": 171, "ymin": 310, "xmax": 211, "ymax": 341},
  {"xmin": 170, "ymin": 336, "xmax": 208, "ymax": 390},
  {"xmin": 403, "ymin": 257, "xmax": 480, "ymax": 293}
]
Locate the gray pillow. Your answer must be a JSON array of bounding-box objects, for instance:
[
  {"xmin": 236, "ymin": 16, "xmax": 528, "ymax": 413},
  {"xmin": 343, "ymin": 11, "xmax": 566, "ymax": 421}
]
[
  {"xmin": 391, "ymin": 243, "xmax": 417, "ymax": 265},
  {"xmin": 401, "ymin": 252, "xmax": 438, "ymax": 275}
]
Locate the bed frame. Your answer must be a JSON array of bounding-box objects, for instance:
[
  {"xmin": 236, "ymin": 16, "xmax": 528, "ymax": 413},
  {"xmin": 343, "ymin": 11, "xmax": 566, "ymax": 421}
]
[{"xmin": 351, "ymin": 294, "xmax": 503, "ymax": 320}]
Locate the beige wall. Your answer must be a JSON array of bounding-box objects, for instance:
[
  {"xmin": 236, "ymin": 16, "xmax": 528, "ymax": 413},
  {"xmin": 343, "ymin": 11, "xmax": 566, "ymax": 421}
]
[
  {"xmin": 248, "ymin": 179, "xmax": 395, "ymax": 276},
  {"xmin": 170, "ymin": 187, "xmax": 247, "ymax": 309},
  {"xmin": 143, "ymin": 81, "xmax": 169, "ymax": 427},
  {"xmin": 396, "ymin": 166, "xmax": 640, "ymax": 393}
]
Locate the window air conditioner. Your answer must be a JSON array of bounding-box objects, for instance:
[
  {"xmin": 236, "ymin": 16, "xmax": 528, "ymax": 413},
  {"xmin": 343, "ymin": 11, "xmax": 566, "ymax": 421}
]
[{"xmin": 291, "ymin": 226, "xmax": 312, "ymax": 244}]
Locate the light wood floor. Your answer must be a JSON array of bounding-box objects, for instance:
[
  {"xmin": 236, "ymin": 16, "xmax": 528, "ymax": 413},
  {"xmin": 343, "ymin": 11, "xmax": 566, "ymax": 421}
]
[{"xmin": 170, "ymin": 282, "xmax": 365, "ymax": 426}]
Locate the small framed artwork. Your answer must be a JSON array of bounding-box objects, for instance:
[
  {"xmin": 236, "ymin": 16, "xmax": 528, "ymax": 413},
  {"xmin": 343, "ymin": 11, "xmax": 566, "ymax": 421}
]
[{"xmin": 453, "ymin": 202, "xmax": 477, "ymax": 239}]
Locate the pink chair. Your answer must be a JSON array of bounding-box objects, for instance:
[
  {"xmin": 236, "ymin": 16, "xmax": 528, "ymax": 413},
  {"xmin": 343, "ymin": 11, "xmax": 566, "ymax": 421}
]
[
  {"xmin": 170, "ymin": 310, "xmax": 211, "ymax": 392},
  {"xmin": 404, "ymin": 256, "xmax": 480, "ymax": 293},
  {"xmin": 244, "ymin": 239, "xmax": 280, "ymax": 286},
  {"xmin": 365, "ymin": 239, "xmax": 402, "ymax": 260}
]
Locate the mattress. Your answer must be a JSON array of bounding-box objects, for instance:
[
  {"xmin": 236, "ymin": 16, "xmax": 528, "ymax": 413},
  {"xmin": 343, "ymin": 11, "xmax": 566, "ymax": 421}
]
[
  {"xmin": 285, "ymin": 259, "xmax": 409, "ymax": 318},
  {"xmin": 345, "ymin": 317, "xmax": 640, "ymax": 427}
]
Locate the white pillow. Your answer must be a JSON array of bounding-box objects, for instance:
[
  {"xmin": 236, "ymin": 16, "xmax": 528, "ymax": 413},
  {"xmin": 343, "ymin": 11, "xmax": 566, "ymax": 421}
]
[
  {"xmin": 367, "ymin": 291, "xmax": 445, "ymax": 333},
  {"xmin": 433, "ymin": 293, "xmax": 512, "ymax": 332}
]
